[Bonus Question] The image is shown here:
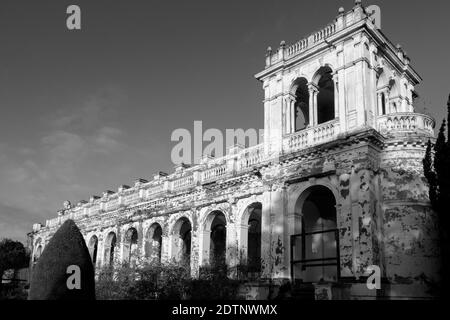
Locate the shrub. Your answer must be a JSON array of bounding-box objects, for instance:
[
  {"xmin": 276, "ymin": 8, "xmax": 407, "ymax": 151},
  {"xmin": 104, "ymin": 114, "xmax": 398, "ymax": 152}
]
[
  {"xmin": 28, "ymin": 219, "xmax": 95, "ymax": 300},
  {"xmin": 96, "ymin": 261, "xmax": 246, "ymax": 300},
  {"xmin": 190, "ymin": 264, "xmax": 242, "ymax": 300},
  {"xmin": 96, "ymin": 261, "xmax": 191, "ymax": 300}
]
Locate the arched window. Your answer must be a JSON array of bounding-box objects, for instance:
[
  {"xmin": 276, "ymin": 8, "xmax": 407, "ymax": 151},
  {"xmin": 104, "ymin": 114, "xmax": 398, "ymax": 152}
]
[
  {"xmin": 245, "ymin": 203, "xmax": 262, "ymax": 276},
  {"xmin": 145, "ymin": 223, "xmax": 162, "ymax": 263},
  {"xmin": 315, "ymin": 67, "xmax": 335, "ymax": 124},
  {"xmin": 123, "ymin": 228, "xmax": 138, "ymax": 265},
  {"xmin": 292, "ymin": 78, "xmax": 310, "ymax": 131},
  {"xmin": 88, "ymin": 235, "xmax": 99, "ymax": 266},
  {"xmin": 180, "ymin": 221, "xmax": 191, "ymax": 265},
  {"xmin": 376, "ymin": 70, "xmax": 391, "ymax": 116},
  {"xmin": 172, "ymin": 218, "xmax": 192, "ymax": 267},
  {"xmin": 208, "ymin": 211, "xmax": 227, "ymax": 268},
  {"xmin": 104, "ymin": 232, "xmax": 117, "ymax": 267}
]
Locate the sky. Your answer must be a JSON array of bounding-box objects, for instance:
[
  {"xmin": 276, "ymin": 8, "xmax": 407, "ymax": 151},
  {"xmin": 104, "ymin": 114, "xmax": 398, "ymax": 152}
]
[{"xmin": 0, "ymin": 0, "xmax": 449, "ymax": 244}]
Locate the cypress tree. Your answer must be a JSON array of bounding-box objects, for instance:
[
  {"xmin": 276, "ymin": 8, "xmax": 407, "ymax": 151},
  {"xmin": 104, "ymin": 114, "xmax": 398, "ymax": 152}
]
[
  {"xmin": 28, "ymin": 219, "xmax": 95, "ymax": 300},
  {"xmin": 424, "ymin": 94, "xmax": 450, "ymax": 298}
]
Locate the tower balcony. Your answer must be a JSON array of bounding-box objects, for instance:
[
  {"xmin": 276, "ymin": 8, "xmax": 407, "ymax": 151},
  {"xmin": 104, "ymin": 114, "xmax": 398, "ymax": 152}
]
[
  {"xmin": 283, "ymin": 119, "xmax": 340, "ymax": 153},
  {"xmin": 377, "ymin": 112, "xmax": 435, "ymax": 137}
]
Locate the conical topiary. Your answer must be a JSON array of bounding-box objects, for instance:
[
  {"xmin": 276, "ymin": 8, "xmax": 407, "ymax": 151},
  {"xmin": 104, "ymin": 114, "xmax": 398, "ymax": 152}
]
[{"xmin": 28, "ymin": 219, "xmax": 95, "ymax": 300}]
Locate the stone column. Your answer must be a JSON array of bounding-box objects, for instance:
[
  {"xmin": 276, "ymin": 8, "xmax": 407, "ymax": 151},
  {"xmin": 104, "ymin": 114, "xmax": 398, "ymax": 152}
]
[
  {"xmin": 349, "ymin": 167, "xmax": 380, "ymax": 277},
  {"xmin": 237, "ymin": 224, "xmax": 249, "ymax": 264},
  {"xmin": 286, "ymin": 211, "xmax": 302, "ymax": 279},
  {"xmin": 269, "ymin": 184, "xmax": 289, "ymax": 280},
  {"xmin": 190, "ymin": 226, "xmax": 200, "ymax": 278},
  {"xmin": 285, "ymin": 97, "xmax": 291, "ymax": 135},
  {"xmin": 260, "ymin": 188, "xmax": 272, "ymax": 278},
  {"xmin": 337, "ymin": 172, "xmax": 353, "ymax": 278},
  {"xmin": 333, "ymin": 72, "xmax": 339, "ymax": 120},
  {"xmin": 377, "ymin": 92, "xmax": 383, "ymax": 116},
  {"xmin": 226, "ymin": 223, "xmax": 239, "ymax": 278},
  {"xmin": 308, "ymin": 83, "xmax": 319, "ymax": 127},
  {"xmin": 285, "ymin": 94, "xmax": 296, "ymax": 135},
  {"xmin": 291, "ymin": 99, "xmax": 296, "ymax": 133},
  {"xmin": 313, "ymin": 91, "xmax": 318, "ymax": 126},
  {"xmin": 198, "ymin": 230, "xmax": 211, "ymax": 267},
  {"xmin": 161, "ymin": 235, "xmax": 170, "ymax": 263},
  {"xmin": 97, "ymin": 234, "xmax": 104, "ymax": 268}
]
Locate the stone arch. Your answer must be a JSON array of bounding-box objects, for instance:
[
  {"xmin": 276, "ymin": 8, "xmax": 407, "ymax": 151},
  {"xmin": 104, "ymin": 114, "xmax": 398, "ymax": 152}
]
[
  {"xmin": 200, "ymin": 210, "xmax": 227, "ymax": 267},
  {"xmin": 238, "ymin": 202, "xmax": 262, "ymax": 276},
  {"xmin": 291, "ymin": 184, "xmax": 339, "ymax": 283},
  {"xmin": 198, "ymin": 204, "xmax": 231, "ymax": 228},
  {"xmin": 170, "ymin": 217, "xmax": 192, "ymax": 267},
  {"xmin": 312, "ymin": 66, "xmax": 335, "ymax": 124},
  {"xmin": 104, "ymin": 231, "xmax": 117, "ymax": 267},
  {"xmin": 288, "ymin": 180, "xmax": 340, "ymax": 215},
  {"xmin": 123, "ymin": 227, "xmax": 139, "ymax": 265},
  {"xmin": 376, "ymin": 70, "xmax": 390, "ymax": 91},
  {"xmin": 88, "ymin": 235, "xmax": 99, "ymax": 266},
  {"xmin": 236, "ymin": 195, "xmax": 264, "ymax": 223},
  {"xmin": 144, "ymin": 223, "xmax": 162, "ymax": 263}
]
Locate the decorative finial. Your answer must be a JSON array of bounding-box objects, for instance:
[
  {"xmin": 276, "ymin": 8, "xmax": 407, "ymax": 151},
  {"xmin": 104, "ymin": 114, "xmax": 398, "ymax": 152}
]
[
  {"xmin": 267, "ymin": 46, "xmax": 272, "ymax": 52},
  {"xmin": 63, "ymin": 200, "xmax": 71, "ymax": 210},
  {"xmin": 355, "ymin": 0, "xmax": 362, "ymax": 5},
  {"xmin": 280, "ymin": 40, "xmax": 286, "ymax": 47},
  {"xmin": 339, "ymin": 7, "xmax": 345, "ymax": 14}
]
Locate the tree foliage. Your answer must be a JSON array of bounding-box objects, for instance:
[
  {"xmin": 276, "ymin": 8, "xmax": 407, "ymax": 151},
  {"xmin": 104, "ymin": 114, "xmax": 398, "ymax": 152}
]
[
  {"xmin": 424, "ymin": 95, "xmax": 450, "ymax": 221},
  {"xmin": 0, "ymin": 239, "xmax": 29, "ymax": 294},
  {"xmin": 28, "ymin": 219, "xmax": 95, "ymax": 300},
  {"xmin": 0, "ymin": 239, "xmax": 29, "ymax": 275},
  {"xmin": 423, "ymin": 94, "xmax": 450, "ymax": 297}
]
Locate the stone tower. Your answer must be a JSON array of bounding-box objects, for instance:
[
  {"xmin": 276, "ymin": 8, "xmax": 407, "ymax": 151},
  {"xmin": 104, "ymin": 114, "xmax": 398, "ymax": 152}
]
[{"xmin": 255, "ymin": 1, "xmax": 439, "ymax": 298}]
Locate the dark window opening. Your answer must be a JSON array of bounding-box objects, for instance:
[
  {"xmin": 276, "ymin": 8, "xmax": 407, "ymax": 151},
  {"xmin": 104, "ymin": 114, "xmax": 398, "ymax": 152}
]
[
  {"xmin": 291, "ymin": 186, "xmax": 339, "ymax": 284},
  {"xmin": 180, "ymin": 220, "xmax": 192, "ymax": 266},
  {"xmin": 105, "ymin": 232, "xmax": 117, "ymax": 267},
  {"xmin": 292, "ymin": 78, "xmax": 310, "ymax": 132},
  {"xmin": 145, "ymin": 224, "xmax": 162, "ymax": 263},
  {"xmin": 316, "ymin": 67, "xmax": 335, "ymax": 124},
  {"xmin": 210, "ymin": 212, "xmax": 226, "ymax": 268},
  {"xmin": 89, "ymin": 236, "xmax": 98, "ymax": 266}
]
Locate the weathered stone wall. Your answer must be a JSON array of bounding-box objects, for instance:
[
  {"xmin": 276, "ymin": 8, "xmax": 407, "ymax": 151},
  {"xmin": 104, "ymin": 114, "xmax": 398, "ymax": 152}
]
[{"xmin": 379, "ymin": 134, "xmax": 441, "ymax": 298}]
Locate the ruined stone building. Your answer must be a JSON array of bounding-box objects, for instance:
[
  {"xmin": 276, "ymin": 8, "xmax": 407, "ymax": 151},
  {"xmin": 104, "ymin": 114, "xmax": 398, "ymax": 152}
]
[{"xmin": 29, "ymin": 1, "xmax": 440, "ymax": 299}]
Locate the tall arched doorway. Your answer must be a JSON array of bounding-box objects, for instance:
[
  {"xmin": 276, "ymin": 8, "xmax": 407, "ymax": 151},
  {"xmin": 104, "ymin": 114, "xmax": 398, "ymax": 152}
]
[
  {"xmin": 123, "ymin": 227, "xmax": 138, "ymax": 266},
  {"xmin": 209, "ymin": 211, "xmax": 227, "ymax": 267},
  {"xmin": 240, "ymin": 202, "xmax": 262, "ymax": 278},
  {"xmin": 291, "ymin": 185, "xmax": 339, "ymax": 283},
  {"xmin": 172, "ymin": 217, "xmax": 192, "ymax": 267},
  {"xmin": 88, "ymin": 235, "xmax": 98, "ymax": 266},
  {"xmin": 145, "ymin": 223, "xmax": 162, "ymax": 263},
  {"xmin": 104, "ymin": 232, "xmax": 117, "ymax": 267}
]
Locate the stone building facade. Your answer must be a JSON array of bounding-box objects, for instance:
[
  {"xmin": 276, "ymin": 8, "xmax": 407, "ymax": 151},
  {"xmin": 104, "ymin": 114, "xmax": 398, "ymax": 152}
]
[{"xmin": 29, "ymin": 1, "xmax": 440, "ymax": 299}]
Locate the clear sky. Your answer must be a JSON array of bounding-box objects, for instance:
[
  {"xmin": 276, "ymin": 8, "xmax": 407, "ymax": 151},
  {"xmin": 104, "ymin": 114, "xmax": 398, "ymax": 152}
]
[{"xmin": 1, "ymin": 0, "xmax": 449, "ymax": 243}]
